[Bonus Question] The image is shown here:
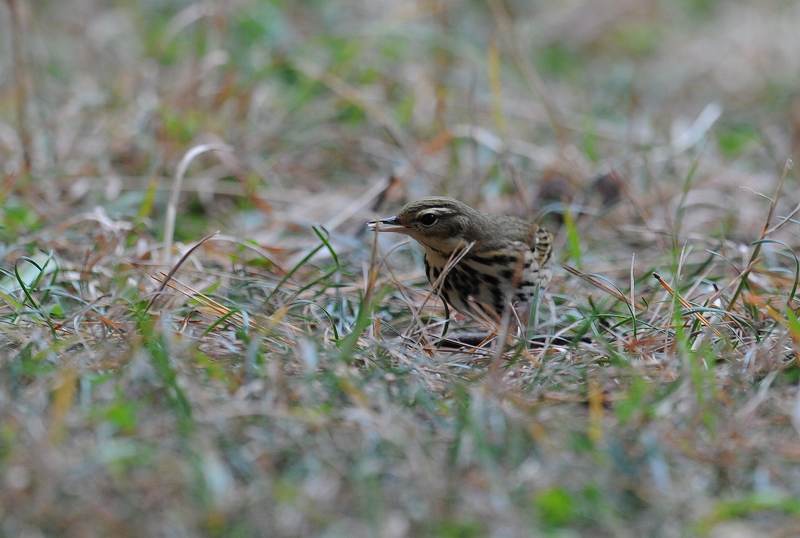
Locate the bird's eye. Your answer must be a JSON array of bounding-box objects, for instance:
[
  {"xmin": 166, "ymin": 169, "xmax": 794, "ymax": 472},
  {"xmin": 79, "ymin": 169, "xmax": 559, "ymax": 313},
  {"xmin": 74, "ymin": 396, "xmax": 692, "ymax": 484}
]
[{"xmin": 419, "ymin": 213, "xmax": 438, "ymax": 226}]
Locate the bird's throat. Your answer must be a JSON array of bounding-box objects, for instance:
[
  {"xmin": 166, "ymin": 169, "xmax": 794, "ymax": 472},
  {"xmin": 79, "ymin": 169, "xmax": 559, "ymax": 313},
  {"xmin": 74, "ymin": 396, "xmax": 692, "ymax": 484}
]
[{"xmin": 415, "ymin": 235, "xmax": 471, "ymax": 260}]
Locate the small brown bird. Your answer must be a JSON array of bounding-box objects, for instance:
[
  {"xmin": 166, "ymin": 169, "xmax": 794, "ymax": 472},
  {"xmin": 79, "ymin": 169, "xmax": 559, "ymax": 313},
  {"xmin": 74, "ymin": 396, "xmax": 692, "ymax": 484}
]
[{"xmin": 369, "ymin": 197, "xmax": 553, "ymax": 325}]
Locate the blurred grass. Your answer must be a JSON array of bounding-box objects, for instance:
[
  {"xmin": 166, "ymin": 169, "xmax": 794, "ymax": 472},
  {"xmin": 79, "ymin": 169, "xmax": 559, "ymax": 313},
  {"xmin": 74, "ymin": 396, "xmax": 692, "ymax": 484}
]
[{"xmin": 1, "ymin": 0, "xmax": 800, "ymax": 536}]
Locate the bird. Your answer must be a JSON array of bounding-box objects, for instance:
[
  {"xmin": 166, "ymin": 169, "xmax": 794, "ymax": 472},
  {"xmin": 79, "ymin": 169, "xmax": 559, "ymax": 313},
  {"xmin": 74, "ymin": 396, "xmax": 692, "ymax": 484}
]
[{"xmin": 368, "ymin": 197, "xmax": 553, "ymax": 327}]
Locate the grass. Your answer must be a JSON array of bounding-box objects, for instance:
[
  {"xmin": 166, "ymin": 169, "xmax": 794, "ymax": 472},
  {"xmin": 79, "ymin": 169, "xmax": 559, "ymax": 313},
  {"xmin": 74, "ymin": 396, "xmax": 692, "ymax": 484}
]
[{"xmin": 2, "ymin": 0, "xmax": 800, "ymax": 536}]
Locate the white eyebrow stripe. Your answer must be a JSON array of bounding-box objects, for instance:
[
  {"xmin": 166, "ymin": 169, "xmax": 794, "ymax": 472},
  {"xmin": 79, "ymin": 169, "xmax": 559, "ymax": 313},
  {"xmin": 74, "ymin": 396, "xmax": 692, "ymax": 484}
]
[{"xmin": 421, "ymin": 207, "xmax": 457, "ymax": 216}]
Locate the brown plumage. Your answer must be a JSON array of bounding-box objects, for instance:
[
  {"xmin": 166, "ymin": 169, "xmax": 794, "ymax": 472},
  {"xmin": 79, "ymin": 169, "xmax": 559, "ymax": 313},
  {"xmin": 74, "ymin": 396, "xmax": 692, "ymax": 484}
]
[{"xmin": 369, "ymin": 197, "xmax": 553, "ymax": 323}]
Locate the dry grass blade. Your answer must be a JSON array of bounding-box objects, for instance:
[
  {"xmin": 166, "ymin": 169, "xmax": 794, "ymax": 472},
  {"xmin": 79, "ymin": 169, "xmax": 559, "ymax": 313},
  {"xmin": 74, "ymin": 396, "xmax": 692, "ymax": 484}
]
[
  {"xmin": 146, "ymin": 230, "xmax": 219, "ymax": 313},
  {"xmin": 150, "ymin": 272, "xmax": 261, "ymax": 331},
  {"xmin": 562, "ymin": 264, "xmax": 632, "ymax": 306},
  {"xmin": 726, "ymin": 159, "xmax": 793, "ymax": 310},
  {"xmin": 418, "ymin": 240, "xmax": 476, "ymax": 337},
  {"xmin": 653, "ymin": 272, "xmax": 724, "ymax": 338},
  {"xmin": 6, "ymin": 0, "xmax": 32, "ymax": 174},
  {"xmin": 163, "ymin": 144, "xmax": 232, "ymax": 264}
]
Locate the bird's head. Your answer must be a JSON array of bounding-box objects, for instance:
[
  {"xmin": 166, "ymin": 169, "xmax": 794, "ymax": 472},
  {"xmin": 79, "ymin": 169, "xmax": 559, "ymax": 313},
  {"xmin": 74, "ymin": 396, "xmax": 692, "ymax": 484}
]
[{"xmin": 368, "ymin": 197, "xmax": 484, "ymax": 253}]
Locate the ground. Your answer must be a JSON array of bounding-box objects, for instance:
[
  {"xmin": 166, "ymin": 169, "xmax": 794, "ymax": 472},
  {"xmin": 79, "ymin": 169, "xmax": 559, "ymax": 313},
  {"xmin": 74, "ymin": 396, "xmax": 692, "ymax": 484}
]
[{"xmin": 1, "ymin": 0, "xmax": 800, "ymax": 536}]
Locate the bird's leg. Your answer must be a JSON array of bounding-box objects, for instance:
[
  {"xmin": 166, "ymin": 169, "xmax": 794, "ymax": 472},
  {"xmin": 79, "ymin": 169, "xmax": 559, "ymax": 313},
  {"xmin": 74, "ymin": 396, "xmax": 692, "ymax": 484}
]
[{"xmin": 441, "ymin": 300, "xmax": 451, "ymax": 338}]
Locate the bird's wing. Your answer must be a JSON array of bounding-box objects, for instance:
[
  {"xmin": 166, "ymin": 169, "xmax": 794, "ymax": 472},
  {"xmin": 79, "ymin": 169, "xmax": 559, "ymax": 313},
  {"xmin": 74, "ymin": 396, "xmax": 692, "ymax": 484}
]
[
  {"xmin": 531, "ymin": 224, "xmax": 553, "ymax": 267},
  {"xmin": 511, "ymin": 220, "xmax": 553, "ymax": 267}
]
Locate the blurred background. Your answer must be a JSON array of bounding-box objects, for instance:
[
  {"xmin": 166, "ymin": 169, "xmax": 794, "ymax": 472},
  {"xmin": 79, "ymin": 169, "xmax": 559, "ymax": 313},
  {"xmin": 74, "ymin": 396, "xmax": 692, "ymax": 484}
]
[{"xmin": 2, "ymin": 0, "xmax": 799, "ymax": 246}]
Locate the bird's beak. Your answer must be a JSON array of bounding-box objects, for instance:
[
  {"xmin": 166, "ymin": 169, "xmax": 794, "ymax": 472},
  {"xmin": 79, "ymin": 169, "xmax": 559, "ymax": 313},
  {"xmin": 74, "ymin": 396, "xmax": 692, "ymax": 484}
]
[{"xmin": 367, "ymin": 215, "xmax": 407, "ymax": 233}]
